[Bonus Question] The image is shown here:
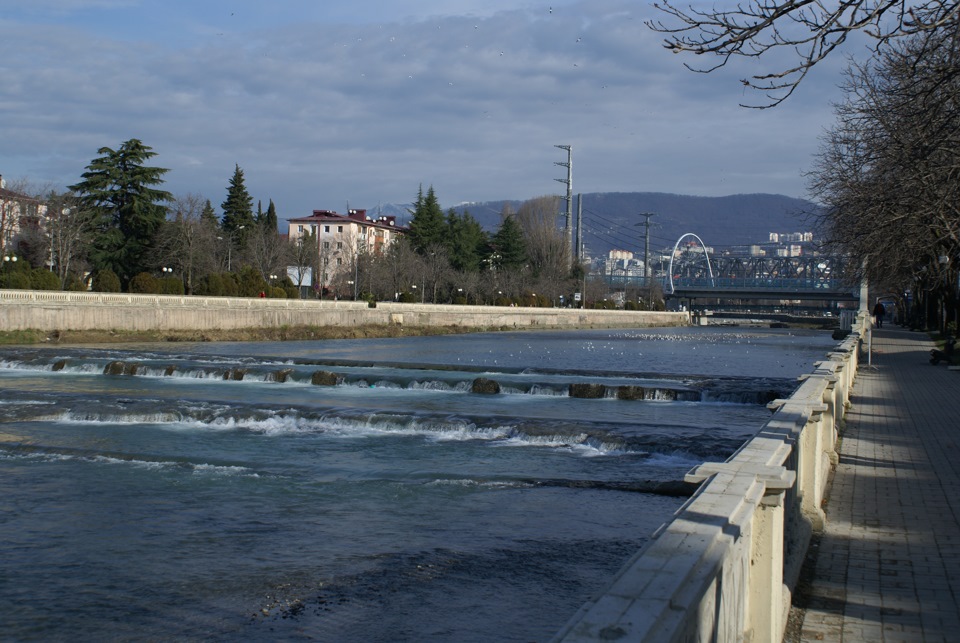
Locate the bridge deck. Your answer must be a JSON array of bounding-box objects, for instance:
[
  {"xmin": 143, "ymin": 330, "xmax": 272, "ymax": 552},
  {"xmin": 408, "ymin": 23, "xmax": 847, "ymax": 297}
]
[{"xmin": 791, "ymin": 328, "xmax": 960, "ymax": 641}]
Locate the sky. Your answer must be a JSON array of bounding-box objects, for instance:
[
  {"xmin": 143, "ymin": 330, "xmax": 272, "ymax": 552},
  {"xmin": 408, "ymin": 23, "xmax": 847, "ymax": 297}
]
[{"xmin": 0, "ymin": 0, "xmax": 859, "ymax": 223}]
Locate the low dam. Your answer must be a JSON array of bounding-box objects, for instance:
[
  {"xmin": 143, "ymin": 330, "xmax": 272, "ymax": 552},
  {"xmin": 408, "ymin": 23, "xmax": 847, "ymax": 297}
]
[{"xmin": 0, "ymin": 290, "xmax": 688, "ymax": 335}]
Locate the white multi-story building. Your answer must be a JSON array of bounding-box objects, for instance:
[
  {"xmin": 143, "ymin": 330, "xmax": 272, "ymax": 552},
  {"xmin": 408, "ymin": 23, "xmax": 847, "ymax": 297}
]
[
  {"xmin": 0, "ymin": 175, "xmax": 45, "ymax": 256},
  {"xmin": 286, "ymin": 208, "xmax": 406, "ymax": 290}
]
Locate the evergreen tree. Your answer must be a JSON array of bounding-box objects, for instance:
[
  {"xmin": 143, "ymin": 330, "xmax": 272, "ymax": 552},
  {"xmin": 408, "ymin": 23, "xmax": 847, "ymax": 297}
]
[
  {"xmin": 446, "ymin": 209, "xmax": 487, "ymax": 272},
  {"xmin": 490, "ymin": 215, "xmax": 527, "ymax": 270},
  {"xmin": 201, "ymin": 199, "xmax": 218, "ymax": 228},
  {"xmin": 262, "ymin": 199, "xmax": 279, "ymax": 231},
  {"xmin": 407, "ymin": 185, "xmax": 446, "ymax": 254},
  {"xmin": 69, "ymin": 138, "xmax": 172, "ymax": 285},
  {"xmin": 220, "ymin": 164, "xmax": 255, "ymax": 242}
]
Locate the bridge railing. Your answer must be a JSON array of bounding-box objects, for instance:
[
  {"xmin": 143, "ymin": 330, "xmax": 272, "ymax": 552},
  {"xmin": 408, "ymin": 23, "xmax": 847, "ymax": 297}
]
[
  {"xmin": 553, "ymin": 313, "xmax": 868, "ymax": 643},
  {"xmin": 671, "ymin": 277, "xmax": 852, "ymax": 292}
]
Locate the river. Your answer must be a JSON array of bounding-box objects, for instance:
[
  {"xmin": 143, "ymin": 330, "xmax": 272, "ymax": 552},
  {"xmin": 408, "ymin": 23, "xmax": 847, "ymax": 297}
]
[{"xmin": 0, "ymin": 326, "xmax": 837, "ymax": 641}]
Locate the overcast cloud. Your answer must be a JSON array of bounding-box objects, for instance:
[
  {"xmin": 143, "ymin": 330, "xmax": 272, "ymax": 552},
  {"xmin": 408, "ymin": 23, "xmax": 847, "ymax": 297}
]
[{"xmin": 0, "ymin": 0, "xmax": 855, "ymax": 220}]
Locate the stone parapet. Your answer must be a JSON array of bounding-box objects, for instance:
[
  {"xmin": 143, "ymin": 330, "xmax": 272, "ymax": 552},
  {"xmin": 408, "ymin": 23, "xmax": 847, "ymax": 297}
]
[
  {"xmin": 554, "ymin": 313, "xmax": 867, "ymax": 643},
  {"xmin": 0, "ymin": 289, "xmax": 688, "ymax": 333}
]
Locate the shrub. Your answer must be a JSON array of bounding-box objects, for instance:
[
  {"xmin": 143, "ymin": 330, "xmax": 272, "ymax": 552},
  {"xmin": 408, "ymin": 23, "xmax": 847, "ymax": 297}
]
[
  {"xmin": 158, "ymin": 276, "xmax": 184, "ymax": 295},
  {"xmin": 92, "ymin": 269, "xmax": 121, "ymax": 292},
  {"xmin": 31, "ymin": 270, "xmax": 61, "ymax": 290},
  {"xmin": 64, "ymin": 274, "xmax": 88, "ymax": 291},
  {"xmin": 128, "ymin": 272, "xmax": 159, "ymax": 293},
  {"xmin": 1, "ymin": 271, "xmax": 32, "ymax": 289},
  {"xmin": 237, "ymin": 266, "xmax": 267, "ymax": 298},
  {"xmin": 268, "ymin": 286, "xmax": 287, "ymax": 298}
]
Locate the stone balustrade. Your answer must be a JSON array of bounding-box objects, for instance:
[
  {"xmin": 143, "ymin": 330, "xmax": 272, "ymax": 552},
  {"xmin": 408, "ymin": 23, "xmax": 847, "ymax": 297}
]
[{"xmin": 554, "ymin": 313, "xmax": 866, "ymax": 643}]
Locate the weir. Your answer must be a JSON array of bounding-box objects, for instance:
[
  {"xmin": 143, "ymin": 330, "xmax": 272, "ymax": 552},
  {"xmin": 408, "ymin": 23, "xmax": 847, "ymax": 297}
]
[
  {"xmin": 553, "ymin": 313, "xmax": 866, "ymax": 642},
  {"xmin": 0, "ymin": 289, "xmax": 688, "ymax": 334}
]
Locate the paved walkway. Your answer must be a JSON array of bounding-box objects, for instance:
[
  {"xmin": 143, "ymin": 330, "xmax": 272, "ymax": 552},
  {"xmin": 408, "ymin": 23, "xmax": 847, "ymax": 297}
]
[{"xmin": 795, "ymin": 328, "xmax": 960, "ymax": 642}]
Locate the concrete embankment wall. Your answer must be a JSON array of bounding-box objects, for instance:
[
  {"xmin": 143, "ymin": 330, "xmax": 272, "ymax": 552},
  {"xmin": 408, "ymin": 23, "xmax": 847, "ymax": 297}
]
[
  {"xmin": 0, "ymin": 290, "xmax": 689, "ymax": 333},
  {"xmin": 554, "ymin": 315, "xmax": 866, "ymax": 643}
]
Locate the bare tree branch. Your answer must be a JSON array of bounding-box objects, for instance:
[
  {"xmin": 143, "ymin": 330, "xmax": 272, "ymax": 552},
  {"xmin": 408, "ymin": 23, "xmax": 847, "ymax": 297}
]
[{"xmin": 649, "ymin": 1, "xmax": 960, "ymax": 107}]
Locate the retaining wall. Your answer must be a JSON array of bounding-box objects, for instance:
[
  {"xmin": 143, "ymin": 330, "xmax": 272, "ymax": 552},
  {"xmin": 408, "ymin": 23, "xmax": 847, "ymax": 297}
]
[
  {"xmin": 0, "ymin": 290, "xmax": 689, "ymax": 333},
  {"xmin": 554, "ymin": 314, "xmax": 866, "ymax": 643}
]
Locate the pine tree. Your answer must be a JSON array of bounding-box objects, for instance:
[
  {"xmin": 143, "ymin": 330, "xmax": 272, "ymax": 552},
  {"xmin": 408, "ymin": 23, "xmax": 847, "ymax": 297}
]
[
  {"xmin": 407, "ymin": 185, "xmax": 446, "ymax": 254},
  {"xmin": 69, "ymin": 138, "xmax": 172, "ymax": 285},
  {"xmin": 446, "ymin": 209, "xmax": 487, "ymax": 272},
  {"xmin": 491, "ymin": 215, "xmax": 527, "ymax": 270},
  {"xmin": 220, "ymin": 164, "xmax": 255, "ymax": 242}
]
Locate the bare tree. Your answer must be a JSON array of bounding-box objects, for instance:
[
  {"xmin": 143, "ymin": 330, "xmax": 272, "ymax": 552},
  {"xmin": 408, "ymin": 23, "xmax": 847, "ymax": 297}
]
[
  {"xmin": 514, "ymin": 196, "xmax": 570, "ymax": 278},
  {"xmin": 649, "ymin": 1, "xmax": 960, "ymax": 106},
  {"xmin": 290, "ymin": 230, "xmax": 319, "ymax": 296},
  {"xmin": 44, "ymin": 191, "xmax": 96, "ymax": 288},
  {"xmin": 246, "ymin": 222, "xmax": 290, "ymax": 286},
  {"xmin": 154, "ymin": 193, "xmax": 220, "ymax": 294},
  {"xmin": 808, "ymin": 28, "xmax": 960, "ymax": 327}
]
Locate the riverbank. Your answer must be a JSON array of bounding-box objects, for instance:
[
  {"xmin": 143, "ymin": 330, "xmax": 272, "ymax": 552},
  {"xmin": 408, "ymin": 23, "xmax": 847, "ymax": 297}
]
[
  {"xmin": 0, "ymin": 323, "xmax": 492, "ymax": 346},
  {"xmin": 0, "ymin": 289, "xmax": 689, "ymax": 344}
]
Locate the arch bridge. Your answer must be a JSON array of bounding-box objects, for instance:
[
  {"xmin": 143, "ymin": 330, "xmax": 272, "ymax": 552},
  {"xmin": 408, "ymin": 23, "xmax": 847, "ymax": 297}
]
[{"xmin": 603, "ymin": 234, "xmax": 860, "ymax": 307}]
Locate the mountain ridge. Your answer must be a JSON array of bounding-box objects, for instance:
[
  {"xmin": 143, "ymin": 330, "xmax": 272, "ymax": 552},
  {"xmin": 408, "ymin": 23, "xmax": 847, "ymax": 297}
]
[{"xmin": 369, "ymin": 192, "xmax": 821, "ymax": 255}]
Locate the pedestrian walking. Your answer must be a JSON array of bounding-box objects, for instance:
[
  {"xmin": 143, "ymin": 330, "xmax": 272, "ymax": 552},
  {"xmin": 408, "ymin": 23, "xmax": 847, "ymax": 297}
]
[{"xmin": 873, "ymin": 301, "xmax": 886, "ymax": 328}]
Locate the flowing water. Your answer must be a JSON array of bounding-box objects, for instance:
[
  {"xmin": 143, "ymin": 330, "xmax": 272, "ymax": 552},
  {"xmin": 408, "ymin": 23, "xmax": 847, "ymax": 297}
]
[{"xmin": 0, "ymin": 326, "xmax": 836, "ymax": 642}]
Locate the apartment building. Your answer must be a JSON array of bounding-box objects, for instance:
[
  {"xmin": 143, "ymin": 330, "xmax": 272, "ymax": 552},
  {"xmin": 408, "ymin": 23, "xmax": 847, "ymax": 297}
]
[{"xmin": 286, "ymin": 208, "xmax": 405, "ymax": 289}]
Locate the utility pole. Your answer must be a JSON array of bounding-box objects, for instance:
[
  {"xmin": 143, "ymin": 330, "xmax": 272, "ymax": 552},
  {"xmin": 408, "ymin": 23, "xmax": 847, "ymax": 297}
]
[
  {"xmin": 636, "ymin": 212, "xmax": 656, "ymax": 306},
  {"xmin": 554, "ymin": 145, "xmax": 573, "ymax": 268},
  {"xmin": 576, "ymin": 193, "xmax": 583, "ymax": 263}
]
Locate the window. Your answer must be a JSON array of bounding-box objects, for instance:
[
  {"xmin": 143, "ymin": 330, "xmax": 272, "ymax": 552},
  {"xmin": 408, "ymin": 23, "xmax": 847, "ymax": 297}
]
[
  {"xmin": 297, "ymin": 225, "xmax": 303, "ymax": 233},
  {"xmin": 324, "ymin": 225, "xmax": 330, "ymax": 233},
  {"xmin": 337, "ymin": 258, "xmax": 342, "ymax": 266},
  {"xmin": 337, "ymin": 226, "xmax": 343, "ymax": 233},
  {"xmin": 323, "ymin": 241, "xmax": 330, "ymax": 249},
  {"xmin": 337, "ymin": 242, "xmax": 343, "ymax": 250}
]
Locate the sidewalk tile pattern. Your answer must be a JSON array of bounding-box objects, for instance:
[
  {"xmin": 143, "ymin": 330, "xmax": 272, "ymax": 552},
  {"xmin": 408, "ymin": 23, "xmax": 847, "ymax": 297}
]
[{"xmin": 798, "ymin": 329, "xmax": 960, "ymax": 642}]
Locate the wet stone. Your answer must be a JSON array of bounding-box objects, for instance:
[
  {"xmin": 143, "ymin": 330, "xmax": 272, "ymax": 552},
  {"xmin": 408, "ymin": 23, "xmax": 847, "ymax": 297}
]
[
  {"xmin": 569, "ymin": 383, "xmax": 607, "ymax": 399},
  {"xmin": 471, "ymin": 377, "xmax": 501, "ymax": 394},
  {"xmin": 617, "ymin": 385, "xmax": 648, "ymax": 400},
  {"xmin": 311, "ymin": 370, "xmax": 339, "ymax": 386}
]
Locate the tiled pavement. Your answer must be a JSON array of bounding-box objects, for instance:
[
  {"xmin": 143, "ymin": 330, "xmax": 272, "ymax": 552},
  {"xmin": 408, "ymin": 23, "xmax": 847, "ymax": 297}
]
[{"xmin": 795, "ymin": 328, "xmax": 960, "ymax": 642}]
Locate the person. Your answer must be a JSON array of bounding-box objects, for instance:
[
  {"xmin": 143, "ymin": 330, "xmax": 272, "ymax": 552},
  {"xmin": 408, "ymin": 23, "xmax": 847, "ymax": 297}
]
[{"xmin": 873, "ymin": 301, "xmax": 886, "ymax": 328}]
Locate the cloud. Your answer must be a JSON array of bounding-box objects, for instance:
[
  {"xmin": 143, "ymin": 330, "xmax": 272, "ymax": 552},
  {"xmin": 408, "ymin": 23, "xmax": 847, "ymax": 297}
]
[{"xmin": 0, "ymin": 0, "xmax": 851, "ymax": 220}]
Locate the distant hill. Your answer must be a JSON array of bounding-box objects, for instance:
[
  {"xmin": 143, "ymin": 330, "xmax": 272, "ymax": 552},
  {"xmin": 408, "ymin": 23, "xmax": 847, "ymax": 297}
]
[{"xmin": 370, "ymin": 192, "xmax": 821, "ymax": 255}]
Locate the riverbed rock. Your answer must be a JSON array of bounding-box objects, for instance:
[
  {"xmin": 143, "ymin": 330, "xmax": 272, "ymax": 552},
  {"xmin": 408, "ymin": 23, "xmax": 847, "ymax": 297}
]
[
  {"xmin": 273, "ymin": 369, "xmax": 295, "ymax": 383},
  {"xmin": 569, "ymin": 383, "xmax": 607, "ymax": 399},
  {"xmin": 471, "ymin": 377, "xmax": 501, "ymax": 394},
  {"xmin": 223, "ymin": 368, "xmax": 247, "ymax": 381},
  {"xmin": 311, "ymin": 370, "xmax": 339, "ymax": 386},
  {"xmin": 104, "ymin": 360, "xmax": 139, "ymax": 375},
  {"xmin": 616, "ymin": 385, "xmax": 647, "ymax": 400}
]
